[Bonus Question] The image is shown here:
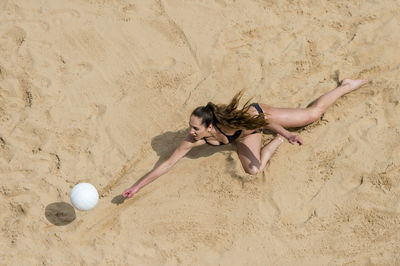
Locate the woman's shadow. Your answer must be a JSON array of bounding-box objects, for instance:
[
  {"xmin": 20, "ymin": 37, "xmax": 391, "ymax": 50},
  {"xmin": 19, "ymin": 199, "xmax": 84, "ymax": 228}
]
[
  {"xmin": 112, "ymin": 128, "xmax": 235, "ymax": 204},
  {"xmin": 152, "ymin": 129, "xmax": 236, "ymax": 161}
]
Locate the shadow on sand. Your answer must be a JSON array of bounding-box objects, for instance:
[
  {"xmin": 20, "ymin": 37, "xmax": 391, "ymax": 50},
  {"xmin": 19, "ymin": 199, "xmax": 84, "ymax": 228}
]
[
  {"xmin": 45, "ymin": 202, "xmax": 76, "ymax": 226},
  {"xmin": 111, "ymin": 128, "xmax": 236, "ymax": 205}
]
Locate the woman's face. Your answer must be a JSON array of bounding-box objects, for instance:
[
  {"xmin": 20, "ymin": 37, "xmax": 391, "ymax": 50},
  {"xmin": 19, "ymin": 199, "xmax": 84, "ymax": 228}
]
[{"xmin": 189, "ymin": 115, "xmax": 209, "ymax": 140}]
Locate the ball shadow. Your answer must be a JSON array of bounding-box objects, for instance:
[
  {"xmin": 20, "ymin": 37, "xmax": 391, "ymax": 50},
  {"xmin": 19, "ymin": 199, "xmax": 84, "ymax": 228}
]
[{"xmin": 45, "ymin": 202, "xmax": 76, "ymax": 226}]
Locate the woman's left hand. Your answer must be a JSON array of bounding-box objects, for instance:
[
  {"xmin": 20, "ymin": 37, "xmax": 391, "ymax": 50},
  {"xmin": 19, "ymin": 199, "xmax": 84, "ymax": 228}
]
[{"xmin": 288, "ymin": 134, "xmax": 303, "ymax": 145}]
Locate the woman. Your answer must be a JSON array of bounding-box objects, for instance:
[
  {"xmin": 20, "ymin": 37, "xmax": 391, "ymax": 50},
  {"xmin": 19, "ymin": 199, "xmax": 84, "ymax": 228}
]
[{"xmin": 122, "ymin": 79, "xmax": 368, "ymax": 198}]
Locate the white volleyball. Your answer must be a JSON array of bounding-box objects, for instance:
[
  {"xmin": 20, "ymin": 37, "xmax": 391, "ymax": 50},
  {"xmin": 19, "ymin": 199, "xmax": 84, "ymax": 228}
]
[{"xmin": 70, "ymin": 183, "xmax": 99, "ymax": 211}]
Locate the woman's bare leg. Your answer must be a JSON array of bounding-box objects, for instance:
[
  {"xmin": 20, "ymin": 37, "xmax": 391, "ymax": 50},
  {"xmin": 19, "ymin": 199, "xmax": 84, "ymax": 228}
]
[
  {"xmin": 236, "ymin": 133, "xmax": 284, "ymax": 175},
  {"xmin": 262, "ymin": 79, "xmax": 368, "ymax": 128},
  {"xmin": 236, "ymin": 78, "xmax": 368, "ymax": 175}
]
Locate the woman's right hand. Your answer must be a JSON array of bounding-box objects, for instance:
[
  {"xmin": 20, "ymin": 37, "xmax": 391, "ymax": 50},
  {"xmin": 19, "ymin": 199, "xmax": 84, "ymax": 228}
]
[
  {"xmin": 122, "ymin": 185, "xmax": 140, "ymax": 198},
  {"xmin": 288, "ymin": 134, "xmax": 303, "ymax": 145}
]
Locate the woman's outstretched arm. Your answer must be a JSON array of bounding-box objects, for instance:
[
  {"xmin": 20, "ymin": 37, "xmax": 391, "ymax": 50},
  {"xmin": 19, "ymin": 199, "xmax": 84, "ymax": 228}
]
[{"xmin": 122, "ymin": 135, "xmax": 204, "ymax": 198}]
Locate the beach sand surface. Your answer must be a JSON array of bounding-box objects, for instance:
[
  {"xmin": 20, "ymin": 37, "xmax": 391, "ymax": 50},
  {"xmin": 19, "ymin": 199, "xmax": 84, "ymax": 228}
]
[{"xmin": 1, "ymin": 0, "xmax": 399, "ymax": 265}]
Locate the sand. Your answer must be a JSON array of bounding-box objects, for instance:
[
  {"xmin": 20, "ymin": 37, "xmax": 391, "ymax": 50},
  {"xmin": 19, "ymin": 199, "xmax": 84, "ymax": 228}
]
[{"xmin": 1, "ymin": 0, "xmax": 399, "ymax": 265}]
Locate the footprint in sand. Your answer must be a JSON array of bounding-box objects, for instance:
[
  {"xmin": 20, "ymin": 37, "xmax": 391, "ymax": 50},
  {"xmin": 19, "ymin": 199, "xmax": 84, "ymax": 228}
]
[
  {"xmin": 16, "ymin": 43, "xmax": 34, "ymax": 71},
  {"xmin": 348, "ymin": 118, "xmax": 378, "ymax": 143},
  {"xmin": 338, "ymin": 173, "xmax": 364, "ymax": 193},
  {"xmin": 1, "ymin": 26, "xmax": 27, "ymax": 48},
  {"xmin": 272, "ymin": 191, "xmax": 316, "ymax": 225},
  {"xmin": 257, "ymin": 195, "xmax": 281, "ymax": 225}
]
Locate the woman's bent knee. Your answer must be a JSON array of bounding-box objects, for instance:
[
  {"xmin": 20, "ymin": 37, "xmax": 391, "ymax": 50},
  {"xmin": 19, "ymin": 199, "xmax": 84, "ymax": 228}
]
[
  {"xmin": 309, "ymin": 107, "xmax": 323, "ymax": 122},
  {"xmin": 244, "ymin": 165, "xmax": 260, "ymax": 175}
]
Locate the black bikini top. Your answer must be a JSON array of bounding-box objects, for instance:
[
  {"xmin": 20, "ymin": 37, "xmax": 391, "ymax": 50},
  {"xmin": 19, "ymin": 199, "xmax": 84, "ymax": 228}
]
[
  {"xmin": 203, "ymin": 124, "xmax": 242, "ymax": 146},
  {"xmin": 215, "ymin": 124, "xmax": 242, "ymax": 143}
]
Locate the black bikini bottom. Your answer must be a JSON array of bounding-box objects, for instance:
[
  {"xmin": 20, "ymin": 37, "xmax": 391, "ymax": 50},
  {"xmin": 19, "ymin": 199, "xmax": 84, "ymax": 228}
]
[{"xmin": 250, "ymin": 103, "xmax": 264, "ymax": 134}]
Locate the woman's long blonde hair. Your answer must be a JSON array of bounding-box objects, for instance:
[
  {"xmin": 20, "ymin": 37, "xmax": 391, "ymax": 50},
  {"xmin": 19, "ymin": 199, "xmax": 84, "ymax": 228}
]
[{"xmin": 191, "ymin": 90, "xmax": 268, "ymax": 130}]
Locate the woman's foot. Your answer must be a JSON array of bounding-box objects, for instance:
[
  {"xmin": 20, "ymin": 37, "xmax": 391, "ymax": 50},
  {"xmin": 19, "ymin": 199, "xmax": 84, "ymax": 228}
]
[{"xmin": 341, "ymin": 78, "xmax": 369, "ymax": 93}]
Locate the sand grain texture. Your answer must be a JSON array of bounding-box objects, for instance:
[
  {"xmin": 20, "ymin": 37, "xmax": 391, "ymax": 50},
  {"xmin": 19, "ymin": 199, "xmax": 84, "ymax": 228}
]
[{"xmin": 0, "ymin": 0, "xmax": 399, "ymax": 265}]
